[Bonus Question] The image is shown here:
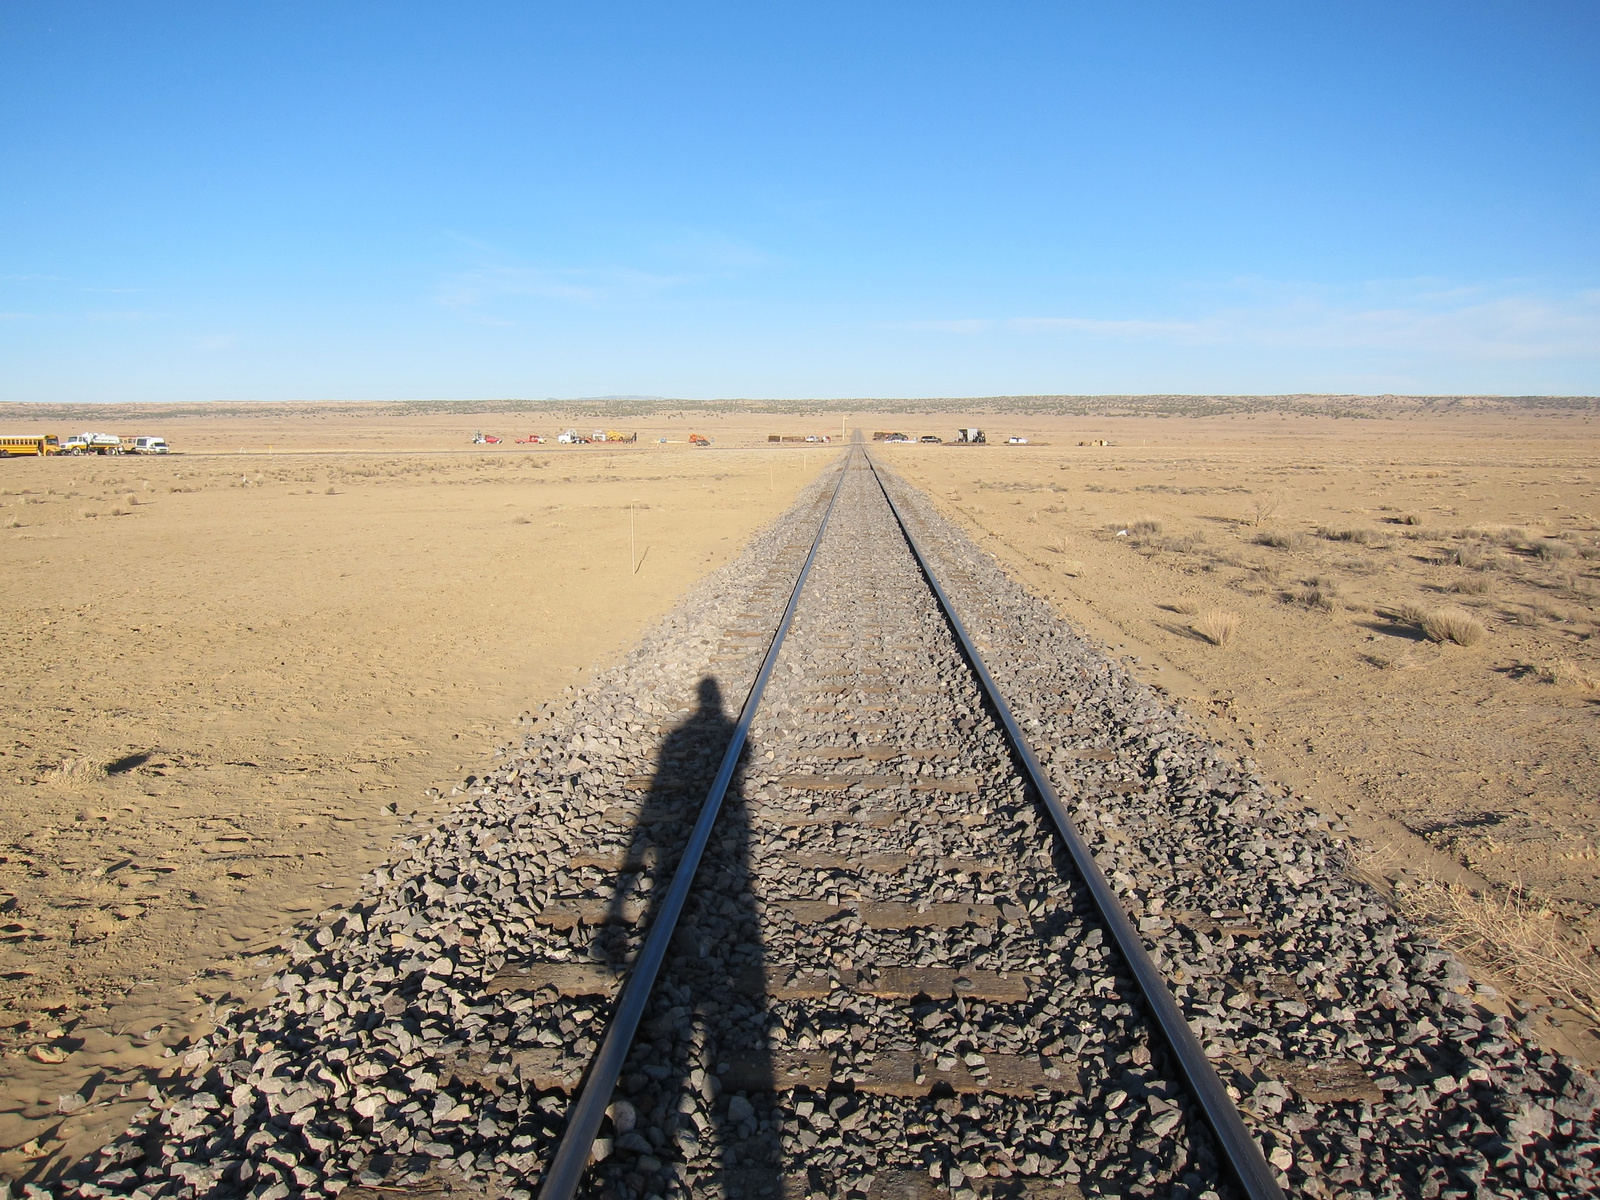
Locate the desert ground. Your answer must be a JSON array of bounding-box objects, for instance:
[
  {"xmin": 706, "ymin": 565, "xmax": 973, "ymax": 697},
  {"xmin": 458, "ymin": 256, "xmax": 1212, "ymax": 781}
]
[{"xmin": 2, "ymin": 399, "xmax": 1599, "ymax": 1179}]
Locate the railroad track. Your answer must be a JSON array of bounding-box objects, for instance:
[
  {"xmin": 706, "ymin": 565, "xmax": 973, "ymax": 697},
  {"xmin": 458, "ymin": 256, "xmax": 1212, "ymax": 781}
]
[
  {"xmin": 534, "ymin": 443, "xmax": 1280, "ymax": 1200},
  {"xmin": 70, "ymin": 449, "xmax": 1600, "ymax": 1200}
]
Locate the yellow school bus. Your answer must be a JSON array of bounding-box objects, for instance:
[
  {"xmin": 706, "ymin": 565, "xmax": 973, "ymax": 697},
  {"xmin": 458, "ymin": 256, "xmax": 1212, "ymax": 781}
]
[{"xmin": 0, "ymin": 434, "xmax": 59, "ymax": 456}]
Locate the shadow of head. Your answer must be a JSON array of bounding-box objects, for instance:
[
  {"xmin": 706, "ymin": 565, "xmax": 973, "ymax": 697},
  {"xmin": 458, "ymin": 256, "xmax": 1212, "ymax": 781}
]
[{"xmin": 105, "ymin": 752, "xmax": 152, "ymax": 776}]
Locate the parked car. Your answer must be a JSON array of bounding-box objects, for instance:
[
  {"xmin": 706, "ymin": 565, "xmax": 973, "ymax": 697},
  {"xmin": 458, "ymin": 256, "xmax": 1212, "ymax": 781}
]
[{"xmin": 130, "ymin": 436, "xmax": 170, "ymax": 454}]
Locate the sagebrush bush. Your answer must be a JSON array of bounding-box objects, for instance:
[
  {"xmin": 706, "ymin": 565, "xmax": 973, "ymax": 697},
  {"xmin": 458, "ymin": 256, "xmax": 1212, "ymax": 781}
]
[
  {"xmin": 1451, "ymin": 574, "xmax": 1492, "ymax": 596},
  {"xmin": 1318, "ymin": 526, "xmax": 1389, "ymax": 547},
  {"xmin": 1420, "ymin": 606, "xmax": 1486, "ymax": 647},
  {"xmin": 1254, "ymin": 530, "xmax": 1305, "ymax": 550},
  {"xmin": 1537, "ymin": 540, "xmax": 1576, "ymax": 562},
  {"xmin": 1292, "ymin": 579, "xmax": 1339, "ymax": 612},
  {"xmin": 1396, "ymin": 603, "xmax": 1430, "ymax": 628},
  {"xmin": 1130, "ymin": 519, "xmax": 1163, "ymax": 536}
]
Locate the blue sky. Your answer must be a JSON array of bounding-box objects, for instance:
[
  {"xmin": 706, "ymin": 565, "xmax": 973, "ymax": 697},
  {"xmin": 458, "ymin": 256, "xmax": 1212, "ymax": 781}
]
[{"xmin": 2, "ymin": 1, "xmax": 1597, "ymax": 401}]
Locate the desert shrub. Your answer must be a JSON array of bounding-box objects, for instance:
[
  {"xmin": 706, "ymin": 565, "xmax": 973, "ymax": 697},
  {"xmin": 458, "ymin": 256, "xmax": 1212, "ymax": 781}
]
[
  {"xmin": 1534, "ymin": 659, "xmax": 1600, "ymax": 691},
  {"xmin": 1397, "ymin": 512, "xmax": 1421, "ymax": 525},
  {"xmin": 1536, "ymin": 539, "xmax": 1576, "ymax": 562},
  {"xmin": 1420, "ymin": 606, "xmax": 1486, "ymax": 647},
  {"xmin": 1317, "ymin": 526, "xmax": 1389, "ymax": 547},
  {"xmin": 1130, "ymin": 519, "xmax": 1163, "ymax": 536},
  {"xmin": 1171, "ymin": 600, "xmax": 1199, "ymax": 616},
  {"xmin": 1396, "ymin": 603, "xmax": 1430, "ymax": 628},
  {"xmin": 1451, "ymin": 574, "xmax": 1492, "ymax": 596},
  {"xmin": 1291, "ymin": 577, "xmax": 1340, "ymax": 612},
  {"xmin": 1254, "ymin": 530, "xmax": 1306, "ymax": 550},
  {"xmin": 1248, "ymin": 491, "xmax": 1283, "ymax": 527},
  {"xmin": 1, "ymin": 515, "xmax": 20, "ymax": 529},
  {"xmin": 1193, "ymin": 608, "xmax": 1240, "ymax": 646},
  {"xmin": 1454, "ymin": 541, "xmax": 1489, "ymax": 569},
  {"xmin": 1561, "ymin": 572, "xmax": 1595, "ymax": 600}
]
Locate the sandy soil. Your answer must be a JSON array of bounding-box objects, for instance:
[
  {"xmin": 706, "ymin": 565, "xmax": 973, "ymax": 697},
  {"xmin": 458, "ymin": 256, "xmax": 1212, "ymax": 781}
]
[
  {"xmin": 0, "ymin": 418, "xmax": 836, "ymax": 1177},
  {"xmin": 881, "ymin": 410, "xmax": 1600, "ymax": 1064}
]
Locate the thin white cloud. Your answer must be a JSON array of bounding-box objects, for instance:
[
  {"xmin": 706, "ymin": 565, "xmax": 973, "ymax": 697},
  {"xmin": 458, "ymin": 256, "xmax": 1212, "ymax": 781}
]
[
  {"xmin": 895, "ymin": 319, "xmax": 995, "ymax": 334},
  {"xmin": 436, "ymin": 229, "xmax": 778, "ymax": 317},
  {"xmin": 437, "ymin": 263, "xmax": 687, "ymax": 311},
  {"xmin": 904, "ymin": 282, "xmax": 1600, "ymax": 363},
  {"xmin": 1009, "ymin": 316, "xmax": 1204, "ymax": 339},
  {"xmin": 650, "ymin": 232, "xmax": 778, "ymax": 272}
]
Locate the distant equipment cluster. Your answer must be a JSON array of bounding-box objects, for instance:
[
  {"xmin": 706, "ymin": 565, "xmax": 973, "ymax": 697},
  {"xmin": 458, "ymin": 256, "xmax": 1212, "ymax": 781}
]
[
  {"xmin": 864, "ymin": 428, "xmax": 1004, "ymax": 444},
  {"xmin": 0, "ymin": 432, "xmax": 170, "ymax": 457}
]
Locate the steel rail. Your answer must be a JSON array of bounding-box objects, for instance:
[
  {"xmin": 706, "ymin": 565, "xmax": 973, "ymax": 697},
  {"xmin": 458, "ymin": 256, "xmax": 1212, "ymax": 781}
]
[
  {"xmin": 862, "ymin": 452, "xmax": 1287, "ymax": 1200},
  {"xmin": 537, "ymin": 447, "xmax": 858, "ymax": 1200}
]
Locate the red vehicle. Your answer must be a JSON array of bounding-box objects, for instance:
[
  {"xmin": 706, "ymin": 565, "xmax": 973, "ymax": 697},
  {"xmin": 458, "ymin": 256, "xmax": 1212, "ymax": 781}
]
[
  {"xmin": 515, "ymin": 434, "xmax": 545, "ymax": 444},
  {"xmin": 472, "ymin": 430, "xmax": 501, "ymax": 445}
]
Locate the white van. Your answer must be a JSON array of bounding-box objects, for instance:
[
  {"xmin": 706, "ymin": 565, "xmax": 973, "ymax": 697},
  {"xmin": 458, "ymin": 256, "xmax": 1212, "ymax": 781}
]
[{"xmin": 131, "ymin": 437, "xmax": 170, "ymax": 454}]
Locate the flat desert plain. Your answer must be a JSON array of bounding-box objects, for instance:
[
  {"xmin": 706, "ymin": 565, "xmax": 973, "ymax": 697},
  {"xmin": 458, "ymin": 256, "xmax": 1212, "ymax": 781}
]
[
  {"xmin": 2, "ymin": 400, "xmax": 1600, "ymax": 1178},
  {"xmin": 0, "ymin": 411, "xmax": 834, "ymax": 1176}
]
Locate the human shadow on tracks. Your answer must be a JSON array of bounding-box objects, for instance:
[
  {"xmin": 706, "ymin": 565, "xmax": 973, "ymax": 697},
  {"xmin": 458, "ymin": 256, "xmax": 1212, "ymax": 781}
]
[{"xmin": 588, "ymin": 677, "xmax": 778, "ymax": 1200}]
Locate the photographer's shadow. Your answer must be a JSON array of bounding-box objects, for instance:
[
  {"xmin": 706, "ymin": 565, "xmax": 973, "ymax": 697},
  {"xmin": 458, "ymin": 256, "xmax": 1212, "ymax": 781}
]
[{"xmin": 593, "ymin": 678, "xmax": 780, "ymax": 1200}]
